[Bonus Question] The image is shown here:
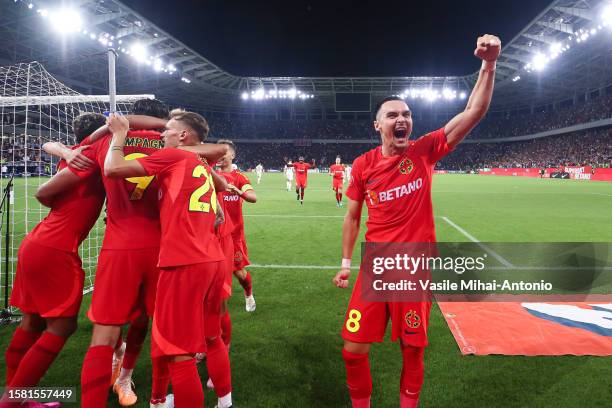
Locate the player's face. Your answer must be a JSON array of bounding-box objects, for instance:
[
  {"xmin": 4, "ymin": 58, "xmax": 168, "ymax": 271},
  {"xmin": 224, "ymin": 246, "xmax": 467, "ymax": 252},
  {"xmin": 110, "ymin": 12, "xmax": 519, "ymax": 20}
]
[
  {"xmin": 335, "ymin": 158, "xmax": 341, "ymax": 165},
  {"xmin": 161, "ymin": 118, "xmax": 187, "ymax": 148},
  {"xmin": 374, "ymin": 100, "xmax": 413, "ymax": 150},
  {"xmin": 218, "ymin": 147, "xmax": 235, "ymax": 167},
  {"xmin": 299, "ymin": 157, "xmax": 304, "ymax": 162}
]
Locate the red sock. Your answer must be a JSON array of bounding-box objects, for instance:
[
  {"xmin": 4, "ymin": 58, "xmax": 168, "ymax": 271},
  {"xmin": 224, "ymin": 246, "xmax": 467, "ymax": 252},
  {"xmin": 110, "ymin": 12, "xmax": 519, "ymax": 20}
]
[
  {"xmin": 205, "ymin": 337, "xmax": 232, "ymax": 397},
  {"xmin": 123, "ymin": 321, "xmax": 148, "ymax": 370},
  {"xmin": 342, "ymin": 348, "xmax": 372, "ymax": 405},
  {"xmin": 151, "ymin": 356, "xmax": 171, "ymax": 402},
  {"xmin": 339, "ymin": 192, "xmax": 343, "ymax": 202},
  {"xmin": 81, "ymin": 345, "xmax": 114, "ymax": 408},
  {"xmin": 9, "ymin": 332, "xmax": 66, "ymax": 388},
  {"xmin": 220, "ymin": 312, "xmax": 232, "ymax": 347},
  {"xmin": 5, "ymin": 327, "xmax": 41, "ymax": 385},
  {"xmin": 169, "ymin": 359, "xmax": 204, "ymax": 408},
  {"xmin": 400, "ymin": 346, "xmax": 424, "ymax": 407},
  {"xmin": 239, "ymin": 272, "xmax": 253, "ymax": 297}
]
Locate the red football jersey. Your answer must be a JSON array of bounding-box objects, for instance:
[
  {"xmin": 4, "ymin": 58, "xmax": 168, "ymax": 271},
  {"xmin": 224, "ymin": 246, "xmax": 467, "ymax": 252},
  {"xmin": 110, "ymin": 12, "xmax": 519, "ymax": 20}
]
[
  {"xmin": 219, "ymin": 170, "xmax": 253, "ymax": 232},
  {"xmin": 137, "ymin": 148, "xmax": 224, "ymax": 268},
  {"xmin": 330, "ymin": 164, "xmax": 345, "ymax": 180},
  {"xmin": 346, "ymin": 128, "xmax": 452, "ymax": 243},
  {"xmin": 215, "ymin": 188, "xmax": 235, "ymax": 238},
  {"xmin": 293, "ymin": 162, "xmax": 311, "ymax": 180},
  {"xmin": 28, "ymin": 145, "xmax": 105, "ymax": 253},
  {"xmin": 73, "ymin": 130, "xmax": 163, "ymax": 249}
]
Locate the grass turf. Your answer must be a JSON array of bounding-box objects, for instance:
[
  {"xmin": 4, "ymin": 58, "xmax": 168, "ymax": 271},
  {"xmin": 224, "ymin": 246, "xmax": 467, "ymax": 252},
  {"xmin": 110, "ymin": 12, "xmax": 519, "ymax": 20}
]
[{"xmin": 1, "ymin": 173, "xmax": 611, "ymax": 407}]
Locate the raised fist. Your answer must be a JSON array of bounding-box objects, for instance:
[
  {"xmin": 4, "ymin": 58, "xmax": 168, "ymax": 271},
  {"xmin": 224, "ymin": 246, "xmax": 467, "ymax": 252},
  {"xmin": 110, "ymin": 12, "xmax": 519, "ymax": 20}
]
[{"xmin": 474, "ymin": 34, "xmax": 501, "ymax": 62}]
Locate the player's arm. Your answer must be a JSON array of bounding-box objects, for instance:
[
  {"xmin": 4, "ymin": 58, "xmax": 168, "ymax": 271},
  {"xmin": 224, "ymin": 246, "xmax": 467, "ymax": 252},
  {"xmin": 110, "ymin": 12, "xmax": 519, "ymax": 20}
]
[
  {"xmin": 88, "ymin": 115, "xmax": 168, "ymax": 144},
  {"xmin": 332, "ymin": 198, "xmax": 363, "ymax": 288},
  {"xmin": 227, "ymin": 183, "xmax": 257, "ymax": 203},
  {"xmin": 444, "ymin": 34, "xmax": 500, "ymax": 148},
  {"xmin": 211, "ymin": 170, "xmax": 228, "ymax": 192},
  {"xmin": 35, "ymin": 168, "xmax": 82, "ymax": 207},
  {"xmin": 104, "ymin": 114, "xmax": 147, "ymax": 178},
  {"xmin": 178, "ymin": 144, "xmax": 229, "ymax": 162},
  {"xmin": 42, "ymin": 142, "xmax": 93, "ymax": 171}
]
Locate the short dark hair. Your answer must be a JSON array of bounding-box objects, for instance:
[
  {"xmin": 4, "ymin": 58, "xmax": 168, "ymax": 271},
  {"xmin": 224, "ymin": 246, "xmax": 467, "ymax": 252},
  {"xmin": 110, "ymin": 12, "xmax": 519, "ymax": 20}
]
[
  {"xmin": 130, "ymin": 98, "xmax": 169, "ymax": 119},
  {"xmin": 217, "ymin": 139, "xmax": 236, "ymax": 153},
  {"xmin": 170, "ymin": 110, "xmax": 210, "ymax": 142},
  {"xmin": 373, "ymin": 96, "xmax": 406, "ymax": 120},
  {"xmin": 72, "ymin": 113, "xmax": 106, "ymax": 143}
]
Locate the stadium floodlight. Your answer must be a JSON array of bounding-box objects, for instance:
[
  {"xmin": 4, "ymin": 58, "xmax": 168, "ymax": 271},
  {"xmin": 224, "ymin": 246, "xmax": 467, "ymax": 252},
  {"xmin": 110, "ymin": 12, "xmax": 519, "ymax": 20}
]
[
  {"xmin": 459, "ymin": 92, "xmax": 467, "ymax": 99},
  {"xmin": 580, "ymin": 33, "xmax": 589, "ymax": 41},
  {"xmin": 130, "ymin": 43, "xmax": 148, "ymax": 63},
  {"xmin": 28, "ymin": 3, "xmax": 33, "ymax": 9},
  {"xmin": 89, "ymin": 33, "xmax": 96, "ymax": 40},
  {"xmin": 549, "ymin": 42, "xmax": 562, "ymax": 54},
  {"xmin": 49, "ymin": 8, "xmax": 83, "ymax": 33},
  {"xmin": 241, "ymin": 92, "xmax": 249, "ymax": 100},
  {"xmin": 181, "ymin": 76, "xmax": 191, "ymax": 84},
  {"xmin": 531, "ymin": 53, "xmax": 548, "ymax": 71},
  {"xmin": 602, "ymin": 5, "xmax": 612, "ymax": 23},
  {"xmin": 442, "ymin": 88, "xmax": 456, "ymax": 100},
  {"xmin": 153, "ymin": 59, "xmax": 163, "ymax": 72},
  {"xmin": 37, "ymin": 8, "xmax": 49, "ymax": 17},
  {"xmin": 252, "ymin": 88, "xmax": 265, "ymax": 100},
  {"xmin": 512, "ymin": 75, "xmax": 521, "ymax": 82}
]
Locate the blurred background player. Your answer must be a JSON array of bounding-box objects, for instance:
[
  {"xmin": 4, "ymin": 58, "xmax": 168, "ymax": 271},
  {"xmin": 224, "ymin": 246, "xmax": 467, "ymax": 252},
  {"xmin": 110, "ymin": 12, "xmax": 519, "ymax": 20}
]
[
  {"xmin": 284, "ymin": 160, "xmax": 294, "ymax": 191},
  {"xmin": 104, "ymin": 112, "xmax": 232, "ymax": 408},
  {"xmin": 216, "ymin": 140, "xmax": 258, "ymax": 313},
  {"xmin": 1, "ymin": 113, "xmax": 106, "ymax": 407},
  {"xmin": 288, "ymin": 156, "xmax": 316, "ymax": 204},
  {"xmin": 255, "ymin": 162, "xmax": 264, "ymax": 184},
  {"xmin": 345, "ymin": 164, "xmax": 352, "ymax": 185},
  {"xmin": 329, "ymin": 156, "xmax": 346, "ymax": 207},
  {"xmin": 333, "ymin": 34, "xmax": 501, "ymax": 408}
]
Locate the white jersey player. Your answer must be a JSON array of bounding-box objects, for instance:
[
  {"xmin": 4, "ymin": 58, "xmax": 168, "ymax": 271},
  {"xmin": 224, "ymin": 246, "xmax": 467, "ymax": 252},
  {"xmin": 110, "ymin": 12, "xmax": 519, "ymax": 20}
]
[
  {"xmin": 255, "ymin": 163, "xmax": 264, "ymax": 184},
  {"xmin": 345, "ymin": 164, "xmax": 352, "ymax": 184},
  {"xmin": 284, "ymin": 161, "xmax": 294, "ymax": 191}
]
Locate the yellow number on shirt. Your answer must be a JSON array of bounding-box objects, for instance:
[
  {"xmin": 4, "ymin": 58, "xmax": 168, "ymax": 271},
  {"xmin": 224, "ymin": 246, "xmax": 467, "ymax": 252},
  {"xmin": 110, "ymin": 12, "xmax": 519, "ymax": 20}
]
[
  {"xmin": 124, "ymin": 153, "xmax": 155, "ymax": 200},
  {"xmin": 345, "ymin": 309, "xmax": 362, "ymax": 333},
  {"xmin": 189, "ymin": 165, "xmax": 218, "ymax": 213}
]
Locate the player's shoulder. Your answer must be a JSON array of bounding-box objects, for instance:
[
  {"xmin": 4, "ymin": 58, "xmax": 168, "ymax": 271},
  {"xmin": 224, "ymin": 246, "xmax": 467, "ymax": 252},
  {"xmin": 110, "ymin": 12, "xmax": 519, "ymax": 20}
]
[
  {"xmin": 354, "ymin": 146, "xmax": 381, "ymax": 168},
  {"xmin": 127, "ymin": 129, "xmax": 162, "ymax": 139}
]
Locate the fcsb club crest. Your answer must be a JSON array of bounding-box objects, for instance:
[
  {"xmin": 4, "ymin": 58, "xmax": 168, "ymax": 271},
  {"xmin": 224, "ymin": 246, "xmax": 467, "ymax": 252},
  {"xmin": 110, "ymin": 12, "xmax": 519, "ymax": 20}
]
[
  {"xmin": 405, "ymin": 310, "xmax": 421, "ymax": 329},
  {"xmin": 398, "ymin": 158, "xmax": 414, "ymax": 175}
]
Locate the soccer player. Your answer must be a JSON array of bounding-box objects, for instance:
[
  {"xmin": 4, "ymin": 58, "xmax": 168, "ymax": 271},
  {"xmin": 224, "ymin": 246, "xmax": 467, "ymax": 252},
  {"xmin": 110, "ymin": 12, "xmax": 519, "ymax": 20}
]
[
  {"xmin": 284, "ymin": 160, "xmax": 294, "ymax": 191},
  {"xmin": 289, "ymin": 156, "xmax": 316, "ymax": 204},
  {"xmin": 329, "ymin": 156, "xmax": 346, "ymax": 206},
  {"xmin": 345, "ymin": 164, "xmax": 352, "ymax": 184},
  {"xmin": 1, "ymin": 113, "xmax": 106, "ymax": 407},
  {"xmin": 332, "ymin": 34, "xmax": 501, "ymax": 408},
  {"xmin": 104, "ymin": 112, "xmax": 232, "ymax": 408},
  {"xmin": 255, "ymin": 162, "xmax": 264, "ymax": 184},
  {"xmin": 217, "ymin": 140, "xmax": 258, "ymax": 313}
]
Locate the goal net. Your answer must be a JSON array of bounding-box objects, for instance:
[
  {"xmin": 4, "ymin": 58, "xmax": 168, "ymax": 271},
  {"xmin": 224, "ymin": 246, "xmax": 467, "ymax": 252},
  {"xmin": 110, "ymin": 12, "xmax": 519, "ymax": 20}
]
[{"xmin": 0, "ymin": 61, "xmax": 154, "ymax": 312}]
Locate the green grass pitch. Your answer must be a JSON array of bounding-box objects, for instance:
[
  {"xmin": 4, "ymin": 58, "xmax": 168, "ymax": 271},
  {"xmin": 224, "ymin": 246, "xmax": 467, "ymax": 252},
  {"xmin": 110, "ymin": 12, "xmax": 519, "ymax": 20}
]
[{"xmin": 1, "ymin": 173, "xmax": 611, "ymax": 407}]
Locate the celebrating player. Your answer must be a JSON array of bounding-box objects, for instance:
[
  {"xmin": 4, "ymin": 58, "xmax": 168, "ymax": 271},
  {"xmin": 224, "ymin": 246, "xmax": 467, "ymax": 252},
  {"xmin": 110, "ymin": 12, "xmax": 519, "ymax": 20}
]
[
  {"xmin": 332, "ymin": 34, "xmax": 501, "ymax": 408},
  {"xmin": 104, "ymin": 111, "xmax": 232, "ymax": 408},
  {"xmin": 329, "ymin": 156, "xmax": 346, "ymax": 207},
  {"xmin": 1, "ymin": 113, "xmax": 106, "ymax": 406},
  {"xmin": 288, "ymin": 156, "xmax": 315, "ymax": 204},
  {"xmin": 284, "ymin": 160, "xmax": 294, "ymax": 191},
  {"xmin": 255, "ymin": 162, "xmax": 264, "ymax": 184},
  {"xmin": 217, "ymin": 140, "xmax": 258, "ymax": 313}
]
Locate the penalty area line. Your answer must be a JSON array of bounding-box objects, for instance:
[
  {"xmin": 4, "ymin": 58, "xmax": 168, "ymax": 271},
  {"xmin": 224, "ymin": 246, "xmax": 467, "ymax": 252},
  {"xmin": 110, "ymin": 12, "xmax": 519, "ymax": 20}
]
[{"xmin": 440, "ymin": 216, "xmax": 515, "ymax": 269}]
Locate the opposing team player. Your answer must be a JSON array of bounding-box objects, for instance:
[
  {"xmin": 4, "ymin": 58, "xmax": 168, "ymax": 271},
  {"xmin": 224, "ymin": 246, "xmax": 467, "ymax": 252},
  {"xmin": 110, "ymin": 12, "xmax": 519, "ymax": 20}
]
[
  {"xmin": 217, "ymin": 140, "xmax": 258, "ymax": 313},
  {"xmin": 289, "ymin": 156, "xmax": 316, "ymax": 204},
  {"xmin": 104, "ymin": 112, "xmax": 233, "ymax": 408},
  {"xmin": 255, "ymin": 162, "xmax": 264, "ymax": 184},
  {"xmin": 284, "ymin": 160, "xmax": 294, "ymax": 191},
  {"xmin": 1, "ymin": 113, "xmax": 106, "ymax": 407},
  {"xmin": 333, "ymin": 34, "xmax": 500, "ymax": 408},
  {"xmin": 329, "ymin": 156, "xmax": 346, "ymax": 206}
]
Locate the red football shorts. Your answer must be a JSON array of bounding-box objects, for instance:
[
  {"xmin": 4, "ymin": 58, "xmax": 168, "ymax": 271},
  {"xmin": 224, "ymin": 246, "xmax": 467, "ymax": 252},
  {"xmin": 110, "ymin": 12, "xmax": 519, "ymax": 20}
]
[
  {"xmin": 296, "ymin": 177, "xmax": 307, "ymax": 188},
  {"xmin": 10, "ymin": 238, "xmax": 84, "ymax": 318},
  {"xmin": 333, "ymin": 179, "xmax": 343, "ymax": 190},
  {"xmin": 341, "ymin": 272, "xmax": 431, "ymax": 347},
  {"xmin": 219, "ymin": 233, "xmax": 234, "ymax": 299},
  {"xmin": 151, "ymin": 261, "xmax": 223, "ymax": 358},
  {"xmin": 88, "ymin": 248, "xmax": 160, "ymax": 325},
  {"xmin": 232, "ymin": 229, "xmax": 250, "ymax": 271}
]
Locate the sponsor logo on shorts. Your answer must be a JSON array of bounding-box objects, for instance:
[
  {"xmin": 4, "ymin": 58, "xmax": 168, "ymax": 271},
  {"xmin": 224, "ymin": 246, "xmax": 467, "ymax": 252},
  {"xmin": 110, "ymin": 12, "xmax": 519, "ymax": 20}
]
[{"xmin": 405, "ymin": 310, "xmax": 421, "ymax": 329}]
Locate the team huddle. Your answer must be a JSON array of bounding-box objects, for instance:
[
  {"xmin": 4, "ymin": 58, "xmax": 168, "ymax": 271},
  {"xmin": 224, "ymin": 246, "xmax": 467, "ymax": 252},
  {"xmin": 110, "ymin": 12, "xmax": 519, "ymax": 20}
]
[{"xmin": 2, "ymin": 34, "xmax": 500, "ymax": 408}]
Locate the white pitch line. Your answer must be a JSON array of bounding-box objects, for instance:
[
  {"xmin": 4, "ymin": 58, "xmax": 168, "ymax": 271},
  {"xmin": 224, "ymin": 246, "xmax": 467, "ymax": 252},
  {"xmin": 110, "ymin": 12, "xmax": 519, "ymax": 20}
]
[
  {"xmin": 440, "ymin": 216, "xmax": 515, "ymax": 269},
  {"xmin": 592, "ymin": 193, "xmax": 612, "ymax": 197},
  {"xmin": 245, "ymin": 214, "xmax": 346, "ymax": 218}
]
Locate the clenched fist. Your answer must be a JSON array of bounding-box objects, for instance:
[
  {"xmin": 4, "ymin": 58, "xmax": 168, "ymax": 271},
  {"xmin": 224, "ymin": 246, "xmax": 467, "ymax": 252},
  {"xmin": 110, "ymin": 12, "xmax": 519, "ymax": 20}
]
[{"xmin": 474, "ymin": 34, "xmax": 501, "ymax": 62}]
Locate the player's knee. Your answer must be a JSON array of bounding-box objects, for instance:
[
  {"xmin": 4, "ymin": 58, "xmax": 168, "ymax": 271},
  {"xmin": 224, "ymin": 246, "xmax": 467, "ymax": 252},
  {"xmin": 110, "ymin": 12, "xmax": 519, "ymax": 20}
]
[
  {"xmin": 20, "ymin": 313, "xmax": 46, "ymax": 333},
  {"xmin": 234, "ymin": 269, "xmax": 247, "ymax": 280},
  {"xmin": 46, "ymin": 317, "xmax": 78, "ymax": 338},
  {"xmin": 400, "ymin": 344, "xmax": 425, "ymax": 369},
  {"xmin": 90, "ymin": 324, "xmax": 121, "ymax": 347},
  {"xmin": 343, "ymin": 340, "xmax": 371, "ymax": 355}
]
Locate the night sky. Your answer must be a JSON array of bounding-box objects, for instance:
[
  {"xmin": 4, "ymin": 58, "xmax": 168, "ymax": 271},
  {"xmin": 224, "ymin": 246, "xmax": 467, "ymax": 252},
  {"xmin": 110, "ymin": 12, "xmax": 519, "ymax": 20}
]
[{"xmin": 121, "ymin": 0, "xmax": 553, "ymax": 77}]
